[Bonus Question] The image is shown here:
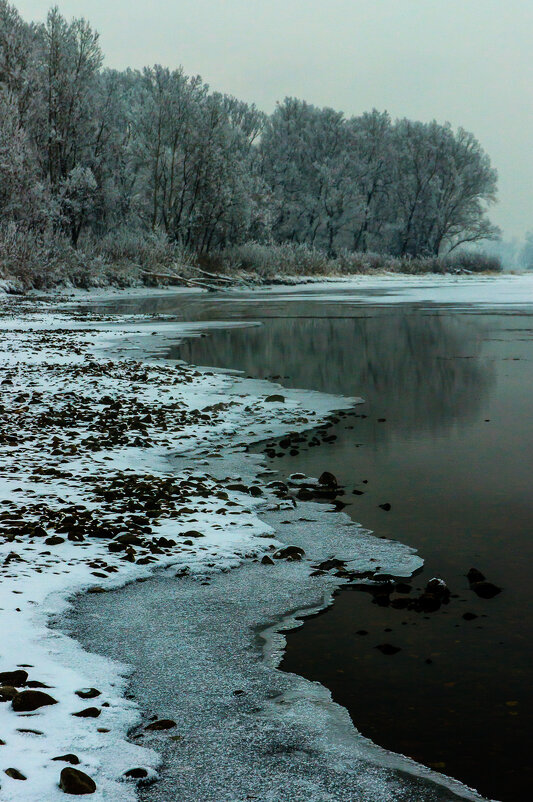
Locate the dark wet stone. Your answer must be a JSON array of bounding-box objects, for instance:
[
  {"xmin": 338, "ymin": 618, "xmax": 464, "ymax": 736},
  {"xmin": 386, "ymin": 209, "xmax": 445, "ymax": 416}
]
[
  {"xmin": 463, "ymin": 612, "xmax": 478, "ymax": 621},
  {"xmin": 115, "ymin": 534, "xmax": 144, "ymax": 546},
  {"xmin": 59, "ymin": 766, "xmax": 96, "ymax": 794},
  {"xmin": 273, "ymin": 545, "xmax": 305, "ymax": 561},
  {"xmin": 261, "ymin": 555, "xmax": 274, "ymax": 565},
  {"xmin": 123, "ymin": 767, "xmax": 148, "ymax": 779},
  {"xmin": 72, "ymin": 707, "xmax": 101, "ymax": 718},
  {"xmin": 12, "ymin": 690, "xmax": 57, "ymax": 711},
  {"xmin": 467, "ymin": 568, "xmax": 486, "ymax": 584},
  {"xmin": 145, "ymin": 718, "xmax": 176, "ymax": 731},
  {"xmin": 0, "ymin": 670, "xmax": 27, "ymax": 687},
  {"xmin": 264, "ymin": 394, "xmax": 285, "ymax": 403},
  {"xmin": 378, "ymin": 503, "xmax": 392, "ymax": 511},
  {"xmin": 315, "ymin": 558, "xmax": 346, "ymax": 571},
  {"xmin": 356, "ymin": 630, "xmax": 369, "ymax": 636},
  {"xmin": 16, "ymin": 728, "xmax": 44, "ymax": 735},
  {"xmin": 375, "ymin": 643, "xmax": 401, "ymax": 655},
  {"xmin": 471, "ymin": 581, "xmax": 502, "ymax": 599},
  {"xmin": 5, "ymin": 767, "xmax": 26, "ymax": 780},
  {"xmin": 395, "ymin": 582, "xmax": 412, "ymax": 594},
  {"xmin": 318, "ymin": 471, "xmax": 337, "ymax": 486},
  {"xmin": 0, "ymin": 685, "xmax": 18, "ymax": 702},
  {"xmin": 53, "ymin": 755, "xmax": 80, "ymax": 765},
  {"xmin": 75, "ymin": 688, "xmax": 101, "ymax": 700}
]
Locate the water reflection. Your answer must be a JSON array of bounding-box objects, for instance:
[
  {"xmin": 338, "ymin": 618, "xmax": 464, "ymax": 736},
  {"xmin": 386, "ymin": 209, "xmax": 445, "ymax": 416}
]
[
  {"xmin": 80, "ymin": 289, "xmax": 532, "ymax": 802},
  {"xmin": 170, "ymin": 313, "xmax": 494, "ymax": 434}
]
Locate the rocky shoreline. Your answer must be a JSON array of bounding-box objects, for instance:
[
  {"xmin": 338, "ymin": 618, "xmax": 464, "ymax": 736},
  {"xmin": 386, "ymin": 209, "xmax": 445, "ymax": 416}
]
[{"xmin": 0, "ymin": 291, "xmax": 366, "ymax": 800}]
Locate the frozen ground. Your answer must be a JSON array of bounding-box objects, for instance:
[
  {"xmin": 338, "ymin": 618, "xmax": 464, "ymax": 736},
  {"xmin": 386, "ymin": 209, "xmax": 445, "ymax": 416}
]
[
  {"xmin": 0, "ymin": 284, "xmax": 497, "ymax": 801},
  {"xmin": 0, "ymin": 295, "xmax": 359, "ymax": 800}
]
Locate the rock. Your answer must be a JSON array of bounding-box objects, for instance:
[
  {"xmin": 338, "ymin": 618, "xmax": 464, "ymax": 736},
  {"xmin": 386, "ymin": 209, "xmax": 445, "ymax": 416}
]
[
  {"xmin": 59, "ymin": 766, "xmax": 96, "ymax": 795},
  {"xmin": 463, "ymin": 612, "xmax": 478, "ymax": 621},
  {"xmin": 72, "ymin": 707, "xmax": 100, "ymax": 718},
  {"xmin": 261, "ymin": 555, "xmax": 274, "ymax": 565},
  {"xmin": 53, "ymin": 755, "xmax": 80, "ymax": 765},
  {"xmin": 123, "ymin": 767, "xmax": 148, "ymax": 779},
  {"xmin": 378, "ymin": 503, "xmax": 392, "ymax": 511},
  {"xmin": 115, "ymin": 534, "xmax": 144, "ymax": 546},
  {"xmin": 75, "ymin": 688, "xmax": 101, "ymax": 700},
  {"xmin": 5, "ymin": 768, "xmax": 26, "ymax": 780},
  {"xmin": 45, "ymin": 536, "xmax": 65, "ymax": 546},
  {"xmin": 425, "ymin": 577, "xmax": 450, "ymax": 601},
  {"xmin": 0, "ymin": 685, "xmax": 18, "ymax": 702},
  {"xmin": 0, "ymin": 670, "xmax": 27, "ymax": 687},
  {"xmin": 375, "ymin": 643, "xmax": 401, "ymax": 655},
  {"xmin": 12, "ymin": 690, "xmax": 58, "ymax": 712},
  {"xmin": 315, "ymin": 558, "xmax": 345, "ymax": 571},
  {"xmin": 471, "ymin": 581, "xmax": 502, "ymax": 599},
  {"xmin": 273, "ymin": 545, "xmax": 305, "ymax": 561},
  {"xmin": 145, "ymin": 718, "xmax": 176, "ymax": 731},
  {"xmin": 318, "ymin": 471, "xmax": 337, "ymax": 486},
  {"xmin": 467, "ymin": 567, "xmax": 486, "ymax": 583},
  {"xmin": 395, "ymin": 582, "xmax": 411, "ymax": 594},
  {"xmin": 264, "ymin": 394, "xmax": 285, "ymax": 403},
  {"xmin": 182, "ymin": 530, "xmax": 204, "ymax": 538},
  {"xmin": 87, "ymin": 587, "xmax": 106, "ymax": 594}
]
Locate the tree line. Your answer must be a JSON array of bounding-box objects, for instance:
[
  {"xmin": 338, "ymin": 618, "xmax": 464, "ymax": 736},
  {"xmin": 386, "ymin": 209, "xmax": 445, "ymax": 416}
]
[{"xmin": 0, "ymin": 2, "xmax": 500, "ymax": 264}]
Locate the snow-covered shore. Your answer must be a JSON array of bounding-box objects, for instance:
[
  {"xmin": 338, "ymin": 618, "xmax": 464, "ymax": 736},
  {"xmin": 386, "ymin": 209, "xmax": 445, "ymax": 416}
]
[
  {"xmin": 0, "ymin": 284, "xmax": 499, "ymax": 801},
  {"xmin": 0, "ymin": 290, "xmax": 397, "ymax": 800}
]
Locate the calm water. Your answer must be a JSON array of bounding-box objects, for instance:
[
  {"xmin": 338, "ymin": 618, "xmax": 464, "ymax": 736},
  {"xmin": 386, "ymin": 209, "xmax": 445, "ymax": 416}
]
[{"xmin": 87, "ymin": 280, "xmax": 533, "ymax": 802}]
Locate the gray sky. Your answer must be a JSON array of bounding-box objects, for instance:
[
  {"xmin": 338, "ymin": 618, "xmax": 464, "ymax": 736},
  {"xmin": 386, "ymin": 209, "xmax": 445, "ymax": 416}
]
[{"xmin": 17, "ymin": 0, "xmax": 533, "ymax": 239}]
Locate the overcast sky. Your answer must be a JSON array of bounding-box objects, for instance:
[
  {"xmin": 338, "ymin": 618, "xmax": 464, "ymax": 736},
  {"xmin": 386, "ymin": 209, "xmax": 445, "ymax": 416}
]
[{"xmin": 17, "ymin": 0, "xmax": 533, "ymax": 240}]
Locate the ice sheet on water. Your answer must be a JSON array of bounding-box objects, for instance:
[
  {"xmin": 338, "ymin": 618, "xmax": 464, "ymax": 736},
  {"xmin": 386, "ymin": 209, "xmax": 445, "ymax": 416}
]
[{"xmin": 66, "ymin": 499, "xmax": 485, "ymax": 802}]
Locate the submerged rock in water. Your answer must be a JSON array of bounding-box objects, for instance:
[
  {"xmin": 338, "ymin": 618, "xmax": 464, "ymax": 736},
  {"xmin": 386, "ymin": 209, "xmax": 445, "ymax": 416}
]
[
  {"xmin": 375, "ymin": 644, "xmax": 401, "ymax": 655},
  {"xmin": 318, "ymin": 471, "xmax": 338, "ymax": 486},
  {"xmin": 466, "ymin": 568, "xmax": 501, "ymax": 598},
  {"xmin": 466, "ymin": 567, "xmax": 486, "ymax": 584},
  {"xmin": 471, "ymin": 581, "xmax": 502, "ymax": 599}
]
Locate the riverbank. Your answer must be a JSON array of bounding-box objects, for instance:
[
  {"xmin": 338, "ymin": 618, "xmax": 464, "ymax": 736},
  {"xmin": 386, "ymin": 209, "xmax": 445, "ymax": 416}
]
[
  {"xmin": 0, "ymin": 290, "xmax": 365, "ymax": 800},
  {"xmin": 0, "ymin": 285, "xmax": 498, "ymax": 802}
]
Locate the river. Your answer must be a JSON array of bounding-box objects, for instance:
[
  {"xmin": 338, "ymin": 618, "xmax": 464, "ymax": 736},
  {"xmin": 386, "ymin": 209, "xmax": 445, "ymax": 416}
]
[{"xmin": 70, "ymin": 275, "xmax": 533, "ymax": 802}]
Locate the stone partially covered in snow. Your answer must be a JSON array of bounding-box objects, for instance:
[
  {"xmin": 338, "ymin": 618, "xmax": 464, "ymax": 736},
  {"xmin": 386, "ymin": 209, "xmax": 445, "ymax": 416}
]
[{"xmin": 59, "ymin": 766, "xmax": 96, "ymax": 795}]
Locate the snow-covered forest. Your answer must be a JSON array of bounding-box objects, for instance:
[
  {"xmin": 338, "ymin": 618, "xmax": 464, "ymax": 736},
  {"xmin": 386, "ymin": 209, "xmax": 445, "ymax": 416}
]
[{"xmin": 0, "ymin": 2, "xmax": 503, "ymax": 286}]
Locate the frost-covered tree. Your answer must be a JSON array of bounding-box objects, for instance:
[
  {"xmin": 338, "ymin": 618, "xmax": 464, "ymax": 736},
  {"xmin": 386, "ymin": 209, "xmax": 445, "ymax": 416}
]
[
  {"xmin": 388, "ymin": 120, "xmax": 499, "ymax": 256},
  {"xmin": 0, "ymin": 1, "xmax": 501, "ymax": 268}
]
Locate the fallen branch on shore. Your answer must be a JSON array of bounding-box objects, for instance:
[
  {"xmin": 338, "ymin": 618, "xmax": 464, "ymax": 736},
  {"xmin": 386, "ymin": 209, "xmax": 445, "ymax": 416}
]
[{"xmin": 138, "ymin": 268, "xmax": 220, "ymax": 291}]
